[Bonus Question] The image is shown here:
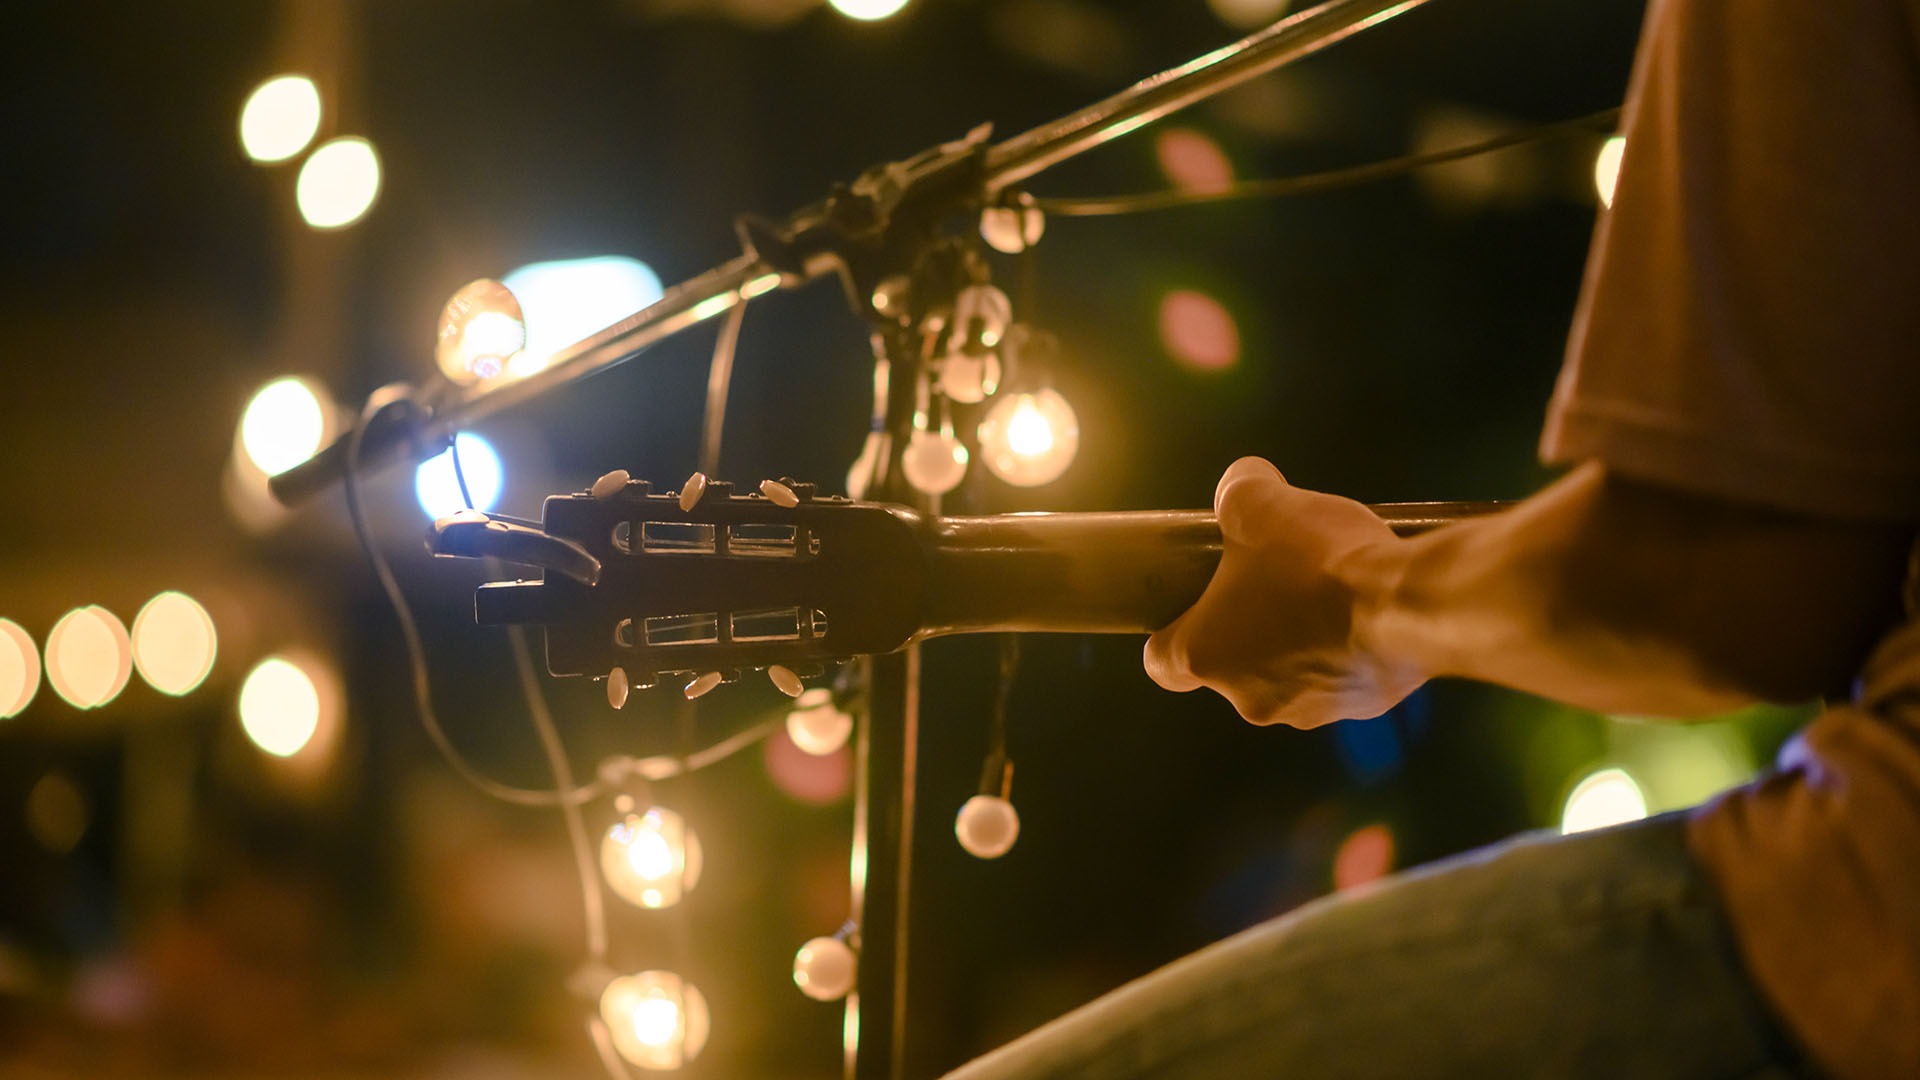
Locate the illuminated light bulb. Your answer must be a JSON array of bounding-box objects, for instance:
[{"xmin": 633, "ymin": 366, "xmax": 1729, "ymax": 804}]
[
  {"xmin": 131, "ymin": 592, "xmax": 217, "ymax": 696},
  {"xmin": 238, "ymin": 655, "xmax": 324, "ymax": 757},
  {"xmin": 295, "ymin": 136, "xmax": 381, "ymax": 229},
  {"xmin": 600, "ymin": 806, "xmax": 703, "ymax": 909},
  {"xmin": 239, "ymin": 376, "xmax": 329, "ymax": 477},
  {"xmin": 1, "ymin": 618, "xmax": 42, "ymax": 718},
  {"xmin": 1594, "ymin": 135, "xmax": 1626, "ymax": 209},
  {"xmin": 1158, "ymin": 290, "xmax": 1241, "ymax": 372},
  {"xmin": 45, "ymin": 607, "xmax": 133, "ymax": 710},
  {"xmin": 828, "ymin": 0, "xmax": 910, "ymax": 20},
  {"xmin": 786, "ymin": 688, "xmax": 853, "ymax": 756},
  {"xmin": 501, "ymin": 256, "xmax": 665, "ymax": 378},
  {"xmin": 435, "ymin": 279, "xmax": 526, "ymax": 386},
  {"xmin": 953, "ymin": 285, "xmax": 1013, "ymax": 348},
  {"xmin": 413, "ymin": 432, "xmax": 505, "ymax": 520},
  {"xmin": 1560, "ymin": 766, "xmax": 1647, "ymax": 834},
  {"xmin": 901, "ymin": 427, "xmax": 969, "ymax": 495},
  {"xmin": 238, "ymin": 74, "xmax": 321, "ymax": 163},
  {"xmin": 599, "ymin": 970, "xmax": 710, "ymax": 1071},
  {"xmin": 980, "ymin": 198, "xmax": 1044, "ymax": 255},
  {"xmin": 792, "ymin": 936, "xmax": 857, "ymax": 1001},
  {"xmin": 977, "ymin": 389, "xmax": 1079, "ymax": 487},
  {"xmin": 938, "ymin": 349, "xmax": 1002, "ymax": 404},
  {"xmin": 955, "ymin": 794, "xmax": 1020, "ymax": 859}
]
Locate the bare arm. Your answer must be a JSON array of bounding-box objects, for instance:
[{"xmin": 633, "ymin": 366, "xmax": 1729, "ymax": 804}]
[{"xmin": 1144, "ymin": 458, "xmax": 1912, "ymax": 727}]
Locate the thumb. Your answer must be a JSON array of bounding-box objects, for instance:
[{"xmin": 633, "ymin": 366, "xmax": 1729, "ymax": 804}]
[
  {"xmin": 1214, "ymin": 456, "xmax": 1291, "ymax": 544},
  {"xmin": 1143, "ymin": 615, "xmax": 1204, "ymax": 693}
]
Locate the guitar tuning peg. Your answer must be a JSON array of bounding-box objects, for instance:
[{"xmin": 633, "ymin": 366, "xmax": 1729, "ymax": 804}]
[
  {"xmin": 632, "ymin": 671, "xmax": 661, "ymax": 691},
  {"xmin": 767, "ymin": 664, "xmax": 804, "ymax": 698},
  {"xmin": 684, "ymin": 670, "xmax": 725, "ymax": 700},
  {"xmin": 779, "ymin": 478, "xmax": 817, "ymax": 502},
  {"xmin": 679, "ymin": 472, "xmax": 709, "ymax": 511},
  {"xmin": 760, "ymin": 479, "xmax": 800, "ymax": 508},
  {"xmin": 591, "ymin": 469, "xmax": 631, "ymax": 499},
  {"xmin": 607, "ymin": 667, "xmax": 631, "ymax": 709}
]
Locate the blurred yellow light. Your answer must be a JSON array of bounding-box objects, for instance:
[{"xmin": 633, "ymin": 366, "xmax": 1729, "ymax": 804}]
[
  {"xmin": 131, "ymin": 592, "xmax": 217, "ymax": 696},
  {"xmin": 296, "ymin": 136, "xmax": 381, "ymax": 229},
  {"xmin": 828, "ymin": 0, "xmax": 909, "ymax": 19},
  {"xmin": 1561, "ymin": 766, "xmax": 1647, "ymax": 834},
  {"xmin": 0, "ymin": 618, "xmax": 41, "ymax": 718},
  {"xmin": 1594, "ymin": 135, "xmax": 1626, "ymax": 209},
  {"xmin": 45, "ymin": 607, "xmax": 132, "ymax": 710},
  {"xmin": 600, "ymin": 807, "xmax": 703, "ymax": 909},
  {"xmin": 1207, "ymin": 0, "xmax": 1293, "ymax": 29},
  {"xmin": 978, "ymin": 389, "xmax": 1079, "ymax": 487},
  {"xmin": 599, "ymin": 971, "xmax": 710, "ymax": 1070},
  {"xmin": 435, "ymin": 279, "xmax": 526, "ymax": 386},
  {"xmin": 239, "ymin": 655, "xmax": 324, "ymax": 757},
  {"xmin": 240, "ymin": 376, "xmax": 328, "ymax": 477},
  {"xmin": 239, "ymin": 74, "xmax": 322, "ymax": 163}
]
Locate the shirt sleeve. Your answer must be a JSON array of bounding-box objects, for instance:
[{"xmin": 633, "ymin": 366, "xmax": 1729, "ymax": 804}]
[{"xmin": 1541, "ymin": 0, "xmax": 1920, "ymax": 521}]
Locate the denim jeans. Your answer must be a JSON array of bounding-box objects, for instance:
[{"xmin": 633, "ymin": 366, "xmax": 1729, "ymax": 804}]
[{"xmin": 941, "ymin": 814, "xmax": 1814, "ymax": 1079}]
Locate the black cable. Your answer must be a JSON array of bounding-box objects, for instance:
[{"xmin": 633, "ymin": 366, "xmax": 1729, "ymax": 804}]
[{"xmin": 1032, "ymin": 106, "xmax": 1621, "ymax": 217}]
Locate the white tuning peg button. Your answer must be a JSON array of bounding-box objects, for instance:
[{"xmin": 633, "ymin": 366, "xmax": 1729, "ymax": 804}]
[
  {"xmin": 956, "ymin": 794, "xmax": 1020, "ymax": 859},
  {"xmin": 591, "ymin": 469, "xmax": 630, "ymax": 499},
  {"xmin": 679, "ymin": 472, "xmax": 709, "ymax": 512},
  {"xmin": 607, "ymin": 667, "xmax": 631, "ymax": 710},
  {"xmin": 768, "ymin": 664, "xmax": 804, "ymax": 698},
  {"xmin": 760, "ymin": 479, "xmax": 800, "ymax": 508},
  {"xmin": 792, "ymin": 936, "xmax": 856, "ymax": 1002},
  {"xmin": 684, "ymin": 670, "xmax": 724, "ymax": 700}
]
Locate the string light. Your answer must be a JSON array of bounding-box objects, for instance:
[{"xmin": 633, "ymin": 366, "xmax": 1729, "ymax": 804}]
[
  {"xmin": 239, "ymin": 376, "xmax": 330, "ymax": 477},
  {"xmin": 599, "ymin": 971, "xmax": 710, "ymax": 1071},
  {"xmin": 436, "ymin": 279, "xmax": 526, "ymax": 386},
  {"xmin": 238, "ymin": 74, "xmax": 321, "ymax": 163},
  {"xmin": 1560, "ymin": 766, "xmax": 1647, "ymax": 834},
  {"xmin": 977, "ymin": 388, "xmax": 1079, "ymax": 487},
  {"xmin": 44, "ymin": 606, "xmax": 133, "ymax": 710},
  {"xmin": 785, "ymin": 688, "xmax": 853, "ymax": 756},
  {"xmin": 0, "ymin": 618, "xmax": 40, "ymax": 718},
  {"xmin": 792, "ymin": 936, "xmax": 857, "ymax": 1001},
  {"xmin": 901, "ymin": 423, "xmax": 969, "ymax": 495},
  {"xmin": 238, "ymin": 654, "xmax": 336, "ymax": 758},
  {"xmin": 295, "ymin": 136, "xmax": 381, "ymax": 229},
  {"xmin": 955, "ymin": 794, "xmax": 1020, "ymax": 859},
  {"xmin": 600, "ymin": 806, "xmax": 703, "ymax": 910},
  {"xmin": 130, "ymin": 591, "xmax": 217, "ymax": 696},
  {"xmin": 414, "ymin": 433, "xmax": 505, "ymax": 520}
]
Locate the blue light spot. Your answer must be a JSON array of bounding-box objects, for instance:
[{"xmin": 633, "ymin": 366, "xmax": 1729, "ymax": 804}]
[
  {"xmin": 502, "ymin": 256, "xmax": 664, "ymax": 359},
  {"xmin": 415, "ymin": 433, "xmax": 503, "ymax": 519}
]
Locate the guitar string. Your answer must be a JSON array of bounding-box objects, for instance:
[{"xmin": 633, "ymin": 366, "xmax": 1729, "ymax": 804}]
[{"xmin": 1031, "ymin": 106, "xmax": 1622, "ymax": 217}]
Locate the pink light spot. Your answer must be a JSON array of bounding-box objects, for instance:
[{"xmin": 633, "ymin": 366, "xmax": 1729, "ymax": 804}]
[
  {"xmin": 1332, "ymin": 823, "xmax": 1395, "ymax": 892},
  {"xmin": 1158, "ymin": 290, "xmax": 1241, "ymax": 372},
  {"xmin": 1154, "ymin": 127, "xmax": 1235, "ymax": 194},
  {"xmin": 764, "ymin": 727, "xmax": 852, "ymax": 806}
]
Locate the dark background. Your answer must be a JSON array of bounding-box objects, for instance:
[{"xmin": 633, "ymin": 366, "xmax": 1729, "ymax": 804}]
[{"xmin": 1, "ymin": 1, "xmax": 1801, "ymax": 1077}]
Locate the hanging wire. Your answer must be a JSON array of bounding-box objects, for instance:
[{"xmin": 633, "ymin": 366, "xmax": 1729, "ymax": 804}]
[
  {"xmin": 699, "ymin": 293, "xmax": 750, "ymax": 478},
  {"xmin": 980, "ymin": 634, "xmax": 1021, "ymax": 793},
  {"xmin": 1032, "ymin": 106, "xmax": 1621, "ymax": 217}
]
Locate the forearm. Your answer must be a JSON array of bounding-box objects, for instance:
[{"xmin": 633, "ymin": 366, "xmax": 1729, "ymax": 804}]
[{"xmin": 1350, "ymin": 462, "xmax": 1913, "ymax": 717}]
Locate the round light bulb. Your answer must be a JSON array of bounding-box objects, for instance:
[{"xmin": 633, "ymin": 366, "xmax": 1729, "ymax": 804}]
[
  {"xmin": 436, "ymin": 279, "xmax": 527, "ymax": 386},
  {"xmin": 792, "ymin": 936, "xmax": 857, "ymax": 1002},
  {"xmin": 955, "ymin": 794, "xmax": 1020, "ymax": 859},
  {"xmin": 131, "ymin": 591, "xmax": 217, "ymax": 696},
  {"xmin": 977, "ymin": 389, "xmax": 1079, "ymax": 487},
  {"xmin": 238, "ymin": 655, "xmax": 323, "ymax": 757},
  {"xmin": 238, "ymin": 74, "xmax": 322, "ymax": 163},
  {"xmin": 239, "ymin": 376, "xmax": 329, "ymax": 478},
  {"xmin": 295, "ymin": 136, "xmax": 381, "ymax": 229},
  {"xmin": 938, "ymin": 349, "xmax": 1002, "ymax": 404},
  {"xmin": 413, "ymin": 432, "xmax": 505, "ymax": 520},
  {"xmin": 45, "ymin": 607, "xmax": 133, "ymax": 710},
  {"xmin": 1, "ymin": 618, "xmax": 43, "ymax": 718},
  {"xmin": 786, "ymin": 688, "xmax": 854, "ymax": 756},
  {"xmin": 600, "ymin": 807, "xmax": 703, "ymax": 909},
  {"xmin": 599, "ymin": 970, "xmax": 710, "ymax": 1071},
  {"xmin": 980, "ymin": 199, "xmax": 1044, "ymax": 254},
  {"xmin": 901, "ymin": 427, "xmax": 969, "ymax": 495}
]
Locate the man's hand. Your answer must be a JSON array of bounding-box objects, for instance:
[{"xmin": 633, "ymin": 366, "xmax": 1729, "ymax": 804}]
[{"xmin": 1143, "ymin": 457, "xmax": 1426, "ymax": 728}]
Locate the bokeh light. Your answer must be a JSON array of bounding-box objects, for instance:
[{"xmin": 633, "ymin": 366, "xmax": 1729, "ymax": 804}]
[
  {"xmin": 1206, "ymin": 0, "xmax": 1294, "ymax": 30},
  {"xmin": 238, "ymin": 74, "xmax": 321, "ymax": 163},
  {"xmin": 1154, "ymin": 127, "xmax": 1234, "ymax": 194},
  {"xmin": 786, "ymin": 688, "xmax": 853, "ymax": 756},
  {"xmin": 765, "ymin": 726, "xmax": 853, "ymax": 805},
  {"xmin": 978, "ymin": 389, "xmax": 1079, "ymax": 487},
  {"xmin": 45, "ymin": 607, "xmax": 133, "ymax": 710},
  {"xmin": 1594, "ymin": 135, "xmax": 1626, "ymax": 209},
  {"xmin": 436, "ymin": 279, "xmax": 526, "ymax": 386},
  {"xmin": 901, "ymin": 427, "xmax": 969, "ymax": 495},
  {"xmin": 600, "ymin": 971, "xmax": 710, "ymax": 1071},
  {"xmin": 0, "ymin": 618, "xmax": 41, "ymax": 718},
  {"xmin": 1331, "ymin": 823, "xmax": 1395, "ymax": 891},
  {"xmin": 25, "ymin": 772, "xmax": 88, "ymax": 854},
  {"xmin": 501, "ymin": 256, "xmax": 665, "ymax": 377},
  {"xmin": 828, "ymin": 0, "xmax": 910, "ymax": 21},
  {"xmin": 792, "ymin": 936, "xmax": 857, "ymax": 1002},
  {"xmin": 1157, "ymin": 290, "xmax": 1241, "ymax": 372},
  {"xmin": 600, "ymin": 807, "xmax": 703, "ymax": 909},
  {"xmin": 414, "ymin": 432, "xmax": 504, "ymax": 520},
  {"xmin": 131, "ymin": 591, "xmax": 217, "ymax": 696},
  {"xmin": 239, "ymin": 376, "xmax": 329, "ymax": 477},
  {"xmin": 295, "ymin": 136, "xmax": 381, "ymax": 229},
  {"xmin": 1560, "ymin": 766, "xmax": 1647, "ymax": 834},
  {"xmin": 238, "ymin": 654, "xmax": 331, "ymax": 757}
]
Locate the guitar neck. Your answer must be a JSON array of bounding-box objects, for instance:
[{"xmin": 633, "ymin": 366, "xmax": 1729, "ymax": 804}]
[{"xmin": 917, "ymin": 502, "xmax": 1501, "ymax": 639}]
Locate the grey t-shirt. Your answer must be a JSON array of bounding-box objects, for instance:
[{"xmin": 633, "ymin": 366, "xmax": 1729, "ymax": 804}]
[{"xmin": 1540, "ymin": 1, "xmax": 1920, "ymax": 1075}]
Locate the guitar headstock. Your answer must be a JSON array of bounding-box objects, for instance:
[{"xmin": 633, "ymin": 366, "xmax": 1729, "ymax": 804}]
[{"xmin": 430, "ymin": 474, "xmax": 930, "ymax": 695}]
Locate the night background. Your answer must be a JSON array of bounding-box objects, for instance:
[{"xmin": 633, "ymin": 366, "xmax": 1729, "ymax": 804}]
[{"xmin": 0, "ymin": 1, "xmax": 1813, "ymax": 1077}]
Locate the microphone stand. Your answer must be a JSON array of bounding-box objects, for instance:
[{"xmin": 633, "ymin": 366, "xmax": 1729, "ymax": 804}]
[{"xmin": 267, "ymin": 2, "xmax": 1445, "ymax": 1077}]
